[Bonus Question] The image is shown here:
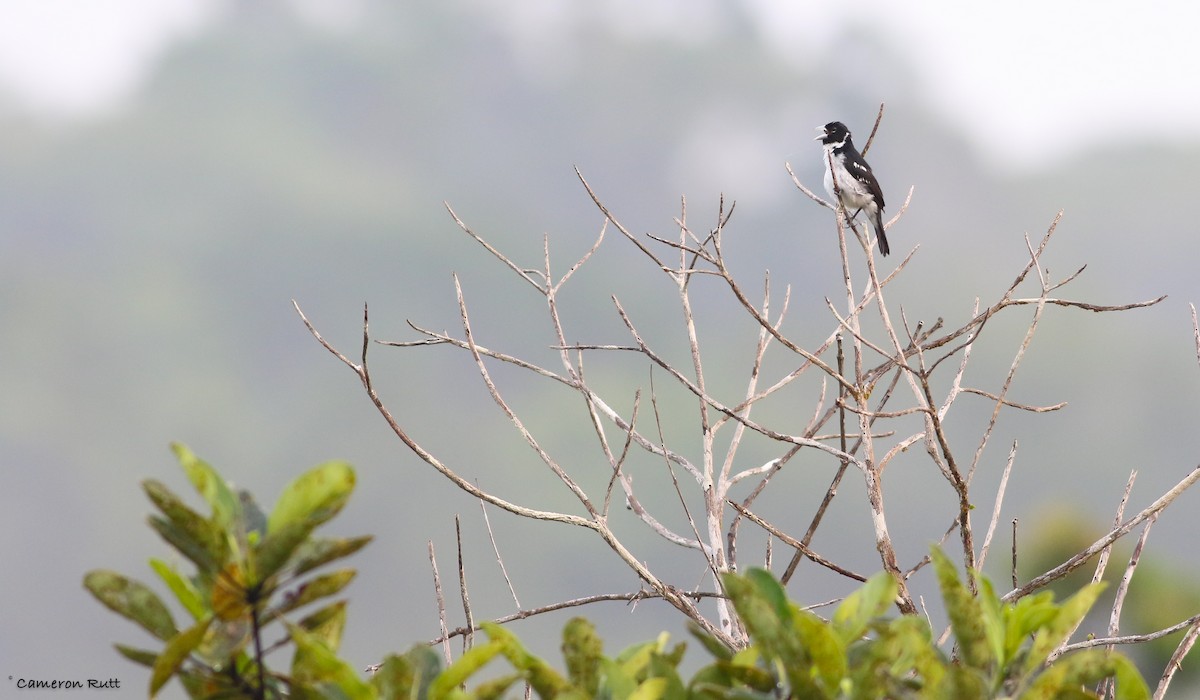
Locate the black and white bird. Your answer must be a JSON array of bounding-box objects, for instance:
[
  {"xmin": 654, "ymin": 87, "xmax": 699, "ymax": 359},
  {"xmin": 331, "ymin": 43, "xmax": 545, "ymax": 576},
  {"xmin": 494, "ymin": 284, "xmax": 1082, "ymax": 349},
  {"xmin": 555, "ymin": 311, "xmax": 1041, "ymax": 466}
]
[{"xmin": 816, "ymin": 121, "xmax": 889, "ymax": 256}]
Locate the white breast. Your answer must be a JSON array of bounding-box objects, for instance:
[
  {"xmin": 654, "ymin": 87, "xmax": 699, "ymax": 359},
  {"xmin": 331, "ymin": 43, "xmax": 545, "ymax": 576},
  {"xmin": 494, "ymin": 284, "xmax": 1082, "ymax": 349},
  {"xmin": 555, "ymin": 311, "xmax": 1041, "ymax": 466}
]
[{"xmin": 822, "ymin": 153, "xmax": 874, "ymax": 212}]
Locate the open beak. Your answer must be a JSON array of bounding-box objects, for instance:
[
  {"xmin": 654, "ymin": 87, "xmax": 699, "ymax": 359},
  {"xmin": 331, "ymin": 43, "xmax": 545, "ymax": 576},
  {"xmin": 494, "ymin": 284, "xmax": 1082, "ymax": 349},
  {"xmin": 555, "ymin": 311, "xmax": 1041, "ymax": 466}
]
[{"xmin": 813, "ymin": 125, "xmax": 826, "ymax": 141}]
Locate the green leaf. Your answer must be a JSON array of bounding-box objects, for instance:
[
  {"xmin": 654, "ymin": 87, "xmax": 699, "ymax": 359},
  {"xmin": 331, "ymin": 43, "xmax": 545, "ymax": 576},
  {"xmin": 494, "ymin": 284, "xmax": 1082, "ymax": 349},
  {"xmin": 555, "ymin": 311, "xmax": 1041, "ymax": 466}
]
[
  {"xmin": 628, "ymin": 676, "xmax": 669, "ymax": 700},
  {"xmin": 149, "ymin": 559, "xmax": 206, "ymax": 621},
  {"xmin": 291, "ymin": 535, "xmax": 374, "ymax": 577},
  {"xmin": 976, "ymin": 577, "xmax": 1008, "ymax": 670},
  {"xmin": 724, "ymin": 569, "xmax": 816, "ymax": 695},
  {"xmin": 1003, "ymin": 591, "xmax": 1058, "ymax": 665},
  {"xmin": 744, "ymin": 568, "xmax": 792, "ymax": 621},
  {"xmin": 687, "ymin": 623, "xmax": 733, "ymax": 662},
  {"xmin": 1109, "ymin": 655, "xmax": 1152, "ymax": 700},
  {"xmin": 599, "ymin": 656, "xmax": 638, "ymax": 699},
  {"xmin": 267, "ymin": 461, "xmax": 355, "ymax": 536},
  {"xmin": 849, "ymin": 615, "xmax": 947, "ymax": 697},
  {"xmin": 832, "ymin": 571, "xmax": 896, "ymax": 644},
  {"xmin": 170, "ymin": 443, "xmax": 241, "ymax": 532},
  {"xmin": 482, "ymin": 621, "xmax": 571, "ymax": 698},
  {"xmin": 295, "ymin": 601, "xmax": 348, "ymax": 653},
  {"xmin": 614, "ymin": 637, "xmax": 658, "ymax": 678},
  {"xmin": 795, "ymin": 609, "xmax": 847, "ymax": 692},
  {"xmin": 255, "ymin": 518, "xmax": 313, "ymax": 583},
  {"xmin": 194, "ymin": 616, "xmax": 251, "ymax": 664},
  {"xmin": 146, "ymin": 516, "xmax": 219, "ymax": 574},
  {"xmin": 427, "ymin": 638, "xmax": 506, "ymax": 700},
  {"xmin": 930, "ymin": 547, "xmax": 993, "ymax": 671},
  {"xmin": 114, "ymin": 644, "xmax": 158, "ymax": 668},
  {"xmin": 142, "ymin": 480, "xmax": 226, "ymax": 571},
  {"xmin": 721, "ymin": 570, "xmax": 790, "ymax": 660},
  {"xmin": 941, "ymin": 664, "xmax": 991, "ymax": 699},
  {"xmin": 372, "ymin": 648, "xmax": 443, "ymax": 700},
  {"xmin": 288, "ymin": 621, "xmax": 375, "ymax": 700},
  {"xmin": 562, "ymin": 617, "xmax": 602, "ymax": 695},
  {"xmin": 84, "ymin": 570, "xmax": 179, "ymax": 641},
  {"xmin": 267, "ymin": 569, "xmax": 357, "ymax": 622},
  {"xmin": 1020, "ymin": 649, "xmax": 1149, "ymax": 700},
  {"xmin": 149, "ymin": 617, "xmax": 213, "ymax": 698},
  {"xmin": 472, "ymin": 672, "xmax": 524, "ymax": 700},
  {"xmin": 1024, "ymin": 583, "xmax": 1106, "ymax": 676},
  {"xmin": 713, "ymin": 662, "xmax": 777, "ymax": 693}
]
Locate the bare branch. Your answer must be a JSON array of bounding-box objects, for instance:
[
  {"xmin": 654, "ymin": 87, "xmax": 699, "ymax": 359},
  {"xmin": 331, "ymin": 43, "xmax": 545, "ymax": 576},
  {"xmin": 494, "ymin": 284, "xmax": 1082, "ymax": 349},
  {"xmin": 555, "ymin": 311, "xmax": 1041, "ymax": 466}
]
[
  {"xmin": 728, "ymin": 501, "xmax": 867, "ymax": 583},
  {"xmin": 309, "ymin": 159, "xmax": 1189, "ymax": 670},
  {"xmin": 445, "ymin": 202, "xmax": 545, "ymax": 292},
  {"xmin": 454, "ymin": 516, "xmax": 475, "ymax": 652},
  {"xmin": 1093, "ymin": 471, "xmax": 1138, "ymax": 586},
  {"xmin": 1058, "ymin": 611, "xmax": 1200, "ymax": 653},
  {"xmin": 861, "ymin": 102, "xmax": 885, "ymax": 155},
  {"xmin": 1011, "ymin": 519, "xmax": 1019, "ymax": 589},
  {"xmin": 964, "ymin": 286, "xmax": 1050, "ymax": 491},
  {"xmin": 1106, "ymin": 516, "xmax": 1156, "ymax": 647},
  {"xmin": 1155, "ymin": 617, "xmax": 1200, "ymax": 699},
  {"xmin": 576, "ymin": 167, "xmax": 668, "ymax": 271},
  {"xmin": 454, "ymin": 274, "xmax": 596, "ymax": 514},
  {"xmin": 978, "ymin": 441, "xmax": 1018, "ymax": 570},
  {"xmin": 1004, "ymin": 465, "xmax": 1200, "ymax": 602},
  {"xmin": 1192, "ymin": 302, "xmax": 1200, "ymax": 370},
  {"xmin": 609, "ymin": 295, "xmax": 864, "ymax": 465},
  {"xmin": 428, "ymin": 540, "xmax": 452, "ymax": 664},
  {"xmin": 426, "ymin": 589, "xmax": 724, "ymax": 646},
  {"xmin": 785, "ymin": 161, "xmax": 833, "ymax": 209},
  {"xmin": 551, "ymin": 220, "xmax": 607, "ymax": 293},
  {"xmin": 294, "ymin": 300, "xmax": 598, "ymax": 528},
  {"xmin": 649, "ymin": 372, "xmax": 718, "ymax": 578},
  {"xmin": 478, "ymin": 499, "xmax": 520, "ymax": 609},
  {"xmin": 959, "ymin": 388, "xmax": 1066, "ymax": 412}
]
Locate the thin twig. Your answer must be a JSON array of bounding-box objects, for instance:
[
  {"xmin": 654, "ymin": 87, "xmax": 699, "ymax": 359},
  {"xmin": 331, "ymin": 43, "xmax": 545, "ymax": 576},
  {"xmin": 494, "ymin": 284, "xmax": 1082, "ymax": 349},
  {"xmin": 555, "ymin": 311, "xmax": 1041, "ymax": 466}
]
[
  {"xmin": 1004, "ymin": 465, "xmax": 1200, "ymax": 602},
  {"xmin": 1050, "ymin": 514, "xmax": 1155, "ymax": 663},
  {"xmin": 1093, "ymin": 472, "xmax": 1138, "ymax": 586},
  {"xmin": 1155, "ymin": 617, "xmax": 1200, "ymax": 699},
  {"xmin": 1191, "ymin": 303, "xmax": 1200, "ymax": 370},
  {"xmin": 428, "ymin": 541, "xmax": 452, "ymax": 664},
  {"xmin": 728, "ymin": 501, "xmax": 867, "ymax": 582},
  {"xmin": 454, "ymin": 274, "xmax": 597, "ymax": 514},
  {"xmin": 1059, "ymin": 611, "xmax": 1200, "ymax": 653},
  {"xmin": 455, "ymin": 516, "xmax": 474, "ymax": 652},
  {"xmin": 861, "ymin": 102, "xmax": 885, "ymax": 155},
  {"xmin": 425, "ymin": 589, "xmax": 724, "ymax": 645},
  {"xmin": 1011, "ymin": 519, "xmax": 1019, "ymax": 589},
  {"xmin": 445, "ymin": 202, "xmax": 544, "ymax": 292},
  {"xmin": 978, "ymin": 441, "xmax": 1018, "ymax": 569},
  {"xmin": 1104, "ymin": 516, "xmax": 1156, "ymax": 651},
  {"xmin": 478, "ymin": 499, "xmax": 520, "ymax": 609}
]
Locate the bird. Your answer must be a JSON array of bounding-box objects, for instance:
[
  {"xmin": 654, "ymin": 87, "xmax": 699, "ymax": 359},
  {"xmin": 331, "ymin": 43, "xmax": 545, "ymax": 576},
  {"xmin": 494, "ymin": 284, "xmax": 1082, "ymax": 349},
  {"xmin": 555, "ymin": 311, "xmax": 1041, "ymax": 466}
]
[{"xmin": 816, "ymin": 121, "xmax": 889, "ymax": 256}]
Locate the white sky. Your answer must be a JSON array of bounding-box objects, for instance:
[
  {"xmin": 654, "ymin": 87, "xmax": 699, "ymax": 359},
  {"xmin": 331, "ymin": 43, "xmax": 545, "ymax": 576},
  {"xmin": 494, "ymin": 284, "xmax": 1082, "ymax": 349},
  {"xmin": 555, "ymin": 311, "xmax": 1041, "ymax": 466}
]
[
  {"xmin": 0, "ymin": 0, "xmax": 1197, "ymax": 168},
  {"xmin": 757, "ymin": 1, "xmax": 1200, "ymax": 166}
]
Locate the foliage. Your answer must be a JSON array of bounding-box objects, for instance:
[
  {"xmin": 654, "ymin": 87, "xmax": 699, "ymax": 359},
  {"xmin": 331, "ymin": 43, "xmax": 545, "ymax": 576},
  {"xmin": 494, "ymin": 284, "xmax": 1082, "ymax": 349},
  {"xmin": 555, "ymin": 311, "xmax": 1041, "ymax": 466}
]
[
  {"xmin": 85, "ymin": 451, "xmax": 1153, "ymax": 700},
  {"xmin": 83, "ymin": 443, "xmax": 372, "ymax": 698},
  {"xmin": 690, "ymin": 549, "xmax": 1150, "ymax": 700}
]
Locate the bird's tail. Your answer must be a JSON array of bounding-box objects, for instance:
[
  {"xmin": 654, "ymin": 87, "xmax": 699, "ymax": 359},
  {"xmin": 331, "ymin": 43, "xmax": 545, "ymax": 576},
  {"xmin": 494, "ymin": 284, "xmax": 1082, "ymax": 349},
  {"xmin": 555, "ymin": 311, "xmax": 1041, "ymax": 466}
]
[{"xmin": 874, "ymin": 210, "xmax": 890, "ymax": 256}]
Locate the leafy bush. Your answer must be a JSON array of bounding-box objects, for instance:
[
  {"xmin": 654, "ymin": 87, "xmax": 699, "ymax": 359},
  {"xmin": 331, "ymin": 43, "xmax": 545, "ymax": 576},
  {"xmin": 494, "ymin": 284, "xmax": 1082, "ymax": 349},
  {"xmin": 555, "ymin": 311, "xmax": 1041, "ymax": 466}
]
[
  {"xmin": 83, "ymin": 443, "xmax": 371, "ymax": 698},
  {"xmin": 696, "ymin": 549, "xmax": 1150, "ymax": 699},
  {"xmin": 85, "ymin": 444, "xmax": 1151, "ymax": 699}
]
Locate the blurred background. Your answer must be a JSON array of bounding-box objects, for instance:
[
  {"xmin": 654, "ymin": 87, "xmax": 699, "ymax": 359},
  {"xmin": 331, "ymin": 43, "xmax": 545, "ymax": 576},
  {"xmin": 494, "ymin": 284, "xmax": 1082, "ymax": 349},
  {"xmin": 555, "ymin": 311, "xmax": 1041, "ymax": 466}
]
[{"xmin": 3, "ymin": 0, "xmax": 1200, "ymax": 696}]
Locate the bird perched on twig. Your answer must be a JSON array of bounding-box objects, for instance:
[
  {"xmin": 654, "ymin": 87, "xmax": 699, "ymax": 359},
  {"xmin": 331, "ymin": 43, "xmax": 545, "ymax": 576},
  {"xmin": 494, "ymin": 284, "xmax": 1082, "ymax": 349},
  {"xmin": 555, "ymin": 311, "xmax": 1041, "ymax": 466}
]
[{"xmin": 816, "ymin": 121, "xmax": 889, "ymax": 256}]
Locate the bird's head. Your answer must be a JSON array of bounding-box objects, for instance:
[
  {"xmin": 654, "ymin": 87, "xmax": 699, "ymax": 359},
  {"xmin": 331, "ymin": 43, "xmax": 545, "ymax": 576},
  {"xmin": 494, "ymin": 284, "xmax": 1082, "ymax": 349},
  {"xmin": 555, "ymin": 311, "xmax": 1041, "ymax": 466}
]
[{"xmin": 815, "ymin": 121, "xmax": 851, "ymax": 146}]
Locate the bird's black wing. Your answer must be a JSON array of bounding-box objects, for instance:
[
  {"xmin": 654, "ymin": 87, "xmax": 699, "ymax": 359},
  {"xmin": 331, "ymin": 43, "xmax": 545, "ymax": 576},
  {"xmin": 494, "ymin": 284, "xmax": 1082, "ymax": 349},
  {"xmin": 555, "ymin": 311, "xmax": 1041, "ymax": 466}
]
[{"xmin": 845, "ymin": 153, "xmax": 885, "ymax": 210}]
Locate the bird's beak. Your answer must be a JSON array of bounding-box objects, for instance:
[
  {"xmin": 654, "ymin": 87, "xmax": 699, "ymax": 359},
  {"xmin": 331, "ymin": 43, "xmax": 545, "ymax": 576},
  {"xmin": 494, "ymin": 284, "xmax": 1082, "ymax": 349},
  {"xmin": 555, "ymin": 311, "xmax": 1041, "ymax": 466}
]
[{"xmin": 813, "ymin": 125, "xmax": 826, "ymax": 141}]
